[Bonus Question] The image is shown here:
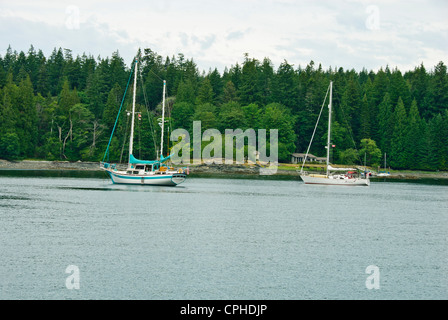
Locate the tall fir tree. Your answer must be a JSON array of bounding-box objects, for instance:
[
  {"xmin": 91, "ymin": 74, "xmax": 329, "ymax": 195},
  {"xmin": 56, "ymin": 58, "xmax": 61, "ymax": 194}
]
[
  {"xmin": 377, "ymin": 93, "xmax": 394, "ymax": 153},
  {"xmin": 431, "ymin": 61, "xmax": 448, "ymax": 116},
  {"xmin": 407, "ymin": 63, "xmax": 430, "ymax": 119},
  {"xmin": 47, "ymin": 48, "xmax": 65, "ymax": 95},
  {"xmin": 16, "ymin": 75, "xmax": 38, "ymax": 157},
  {"xmin": 272, "ymin": 60, "xmax": 297, "ymax": 111},
  {"xmin": 196, "ymin": 77, "xmax": 214, "ymax": 105},
  {"xmin": 359, "ymin": 94, "xmax": 371, "ymax": 140},
  {"xmin": 0, "ymin": 73, "xmax": 19, "ymax": 156},
  {"xmin": 258, "ymin": 58, "xmax": 274, "ymax": 106},
  {"xmin": 208, "ymin": 68, "xmax": 223, "ymax": 104},
  {"xmin": 372, "ymin": 68, "xmax": 390, "ymax": 108},
  {"xmin": 176, "ymin": 79, "xmax": 196, "ymax": 105},
  {"xmin": 238, "ymin": 56, "xmax": 261, "ymax": 105},
  {"xmin": 404, "ymin": 99, "xmax": 423, "ymax": 169},
  {"xmin": 390, "ymin": 68, "xmax": 411, "ymax": 109},
  {"xmin": 340, "ymin": 76, "xmax": 361, "ymax": 142},
  {"xmin": 390, "ymin": 97, "xmax": 408, "ymax": 168}
]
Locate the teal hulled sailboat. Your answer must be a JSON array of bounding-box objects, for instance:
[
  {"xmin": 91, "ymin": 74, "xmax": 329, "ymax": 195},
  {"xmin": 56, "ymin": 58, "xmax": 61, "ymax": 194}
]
[{"xmin": 100, "ymin": 55, "xmax": 187, "ymax": 186}]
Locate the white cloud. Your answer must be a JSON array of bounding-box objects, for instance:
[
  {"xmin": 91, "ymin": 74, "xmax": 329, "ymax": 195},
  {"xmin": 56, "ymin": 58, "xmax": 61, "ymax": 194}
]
[{"xmin": 1, "ymin": 0, "xmax": 447, "ymax": 73}]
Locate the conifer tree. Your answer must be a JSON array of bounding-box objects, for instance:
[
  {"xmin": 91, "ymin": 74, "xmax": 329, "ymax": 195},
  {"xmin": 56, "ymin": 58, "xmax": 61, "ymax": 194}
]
[
  {"xmin": 196, "ymin": 78, "xmax": 214, "ymax": 105},
  {"xmin": 218, "ymin": 101, "xmax": 245, "ymax": 131},
  {"xmin": 238, "ymin": 56, "xmax": 260, "ymax": 105},
  {"xmin": 272, "ymin": 60, "xmax": 297, "ymax": 110},
  {"xmin": 377, "ymin": 93, "xmax": 393, "ymax": 153},
  {"xmin": 47, "ymin": 48, "xmax": 65, "ymax": 95},
  {"xmin": 258, "ymin": 58, "xmax": 274, "ymax": 106},
  {"xmin": 359, "ymin": 94, "xmax": 371, "ymax": 140},
  {"xmin": 390, "ymin": 97, "xmax": 408, "ymax": 168},
  {"xmin": 176, "ymin": 79, "xmax": 196, "ymax": 105},
  {"xmin": 0, "ymin": 73, "xmax": 22, "ymax": 159},
  {"xmin": 103, "ymin": 83, "xmax": 122, "ymax": 129},
  {"xmin": 16, "ymin": 75, "xmax": 38, "ymax": 157},
  {"xmin": 208, "ymin": 68, "xmax": 223, "ymax": 104},
  {"xmin": 431, "ymin": 61, "xmax": 448, "ymax": 116},
  {"xmin": 222, "ymin": 81, "xmax": 238, "ymax": 103},
  {"xmin": 404, "ymin": 99, "xmax": 422, "ymax": 169},
  {"xmin": 341, "ymin": 76, "xmax": 361, "ymax": 141}
]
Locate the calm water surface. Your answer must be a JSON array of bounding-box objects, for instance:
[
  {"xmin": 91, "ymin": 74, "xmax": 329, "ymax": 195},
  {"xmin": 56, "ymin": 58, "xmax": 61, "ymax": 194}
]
[{"xmin": 0, "ymin": 171, "xmax": 447, "ymax": 300}]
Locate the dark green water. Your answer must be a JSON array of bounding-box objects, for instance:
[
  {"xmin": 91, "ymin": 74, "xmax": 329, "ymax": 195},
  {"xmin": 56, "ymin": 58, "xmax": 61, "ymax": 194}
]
[{"xmin": 0, "ymin": 170, "xmax": 447, "ymax": 299}]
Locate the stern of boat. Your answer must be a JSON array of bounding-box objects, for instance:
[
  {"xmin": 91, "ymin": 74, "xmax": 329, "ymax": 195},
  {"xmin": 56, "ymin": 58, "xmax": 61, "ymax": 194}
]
[{"xmin": 171, "ymin": 173, "xmax": 187, "ymax": 185}]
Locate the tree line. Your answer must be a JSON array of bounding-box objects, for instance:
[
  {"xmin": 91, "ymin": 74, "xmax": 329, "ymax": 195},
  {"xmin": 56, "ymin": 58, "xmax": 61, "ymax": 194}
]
[{"xmin": 0, "ymin": 45, "xmax": 447, "ymax": 170}]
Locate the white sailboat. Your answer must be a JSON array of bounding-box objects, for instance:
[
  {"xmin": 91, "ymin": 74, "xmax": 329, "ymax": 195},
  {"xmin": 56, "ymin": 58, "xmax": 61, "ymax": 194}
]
[
  {"xmin": 100, "ymin": 56, "xmax": 187, "ymax": 186},
  {"xmin": 299, "ymin": 81, "xmax": 370, "ymax": 186},
  {"xmin": 377, "ymin": 153, "xmax": 391, "ymax": 177}
]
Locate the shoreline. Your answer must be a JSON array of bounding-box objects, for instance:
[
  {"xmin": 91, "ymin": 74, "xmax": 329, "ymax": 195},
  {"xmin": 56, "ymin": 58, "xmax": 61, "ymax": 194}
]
[{"xmin": 1, "ymin": 159, "xmax": 448, "ymax": 180}]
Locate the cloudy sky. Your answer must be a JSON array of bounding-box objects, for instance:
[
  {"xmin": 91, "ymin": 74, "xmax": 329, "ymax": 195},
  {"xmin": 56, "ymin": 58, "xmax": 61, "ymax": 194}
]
[{"xmin": 1, "ymin": 0, "xmax": 447, "ymax": 73}]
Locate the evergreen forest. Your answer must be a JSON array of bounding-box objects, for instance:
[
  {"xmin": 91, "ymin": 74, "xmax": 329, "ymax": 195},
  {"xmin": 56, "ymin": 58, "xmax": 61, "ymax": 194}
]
[{"xmin": 0, "ymin": 45, "xmax": 447, "ymax": 171}]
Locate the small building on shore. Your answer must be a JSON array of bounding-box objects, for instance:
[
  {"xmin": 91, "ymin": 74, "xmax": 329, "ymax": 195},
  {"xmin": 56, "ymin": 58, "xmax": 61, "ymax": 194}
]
[{"xmin": 291, "ymin": 153, "xmax": 326, "ymax": 164}]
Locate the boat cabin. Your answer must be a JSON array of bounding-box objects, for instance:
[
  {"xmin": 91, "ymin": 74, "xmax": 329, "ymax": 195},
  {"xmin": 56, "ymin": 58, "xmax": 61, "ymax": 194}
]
[
  {"xmin": 126, "ymin": 164, "xmax": 154, "ymax": 175},
  {"xmin": 125, "ymin": 162, "xmax": 170, "ymax": 175}
]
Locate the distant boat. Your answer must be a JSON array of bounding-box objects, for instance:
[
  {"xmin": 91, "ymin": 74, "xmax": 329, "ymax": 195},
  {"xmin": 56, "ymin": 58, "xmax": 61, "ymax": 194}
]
[
  {"xmin": 100, "ymin": 55, "xmax": 187, "ymax": 186},
  {"xmin": 377, "ymin": 153, "xmax": 391, "ymax": 177},
  {"xmin": 299, "ymin": 81, "xmax": 370, "ymax": 186}
]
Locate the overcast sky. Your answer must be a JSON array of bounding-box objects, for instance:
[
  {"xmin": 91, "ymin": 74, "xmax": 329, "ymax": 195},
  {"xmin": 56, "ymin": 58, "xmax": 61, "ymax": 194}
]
[{"xmin": 1, "ymin": 0, "xmax": 447, "ymax": 73}]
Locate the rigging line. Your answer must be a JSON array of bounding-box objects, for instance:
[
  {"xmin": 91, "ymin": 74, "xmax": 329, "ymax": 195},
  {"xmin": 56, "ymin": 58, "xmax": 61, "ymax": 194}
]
[
  {"xmin": 139, "ymin": 72, "xmax": 158, "ymax": 154},
  {"xmin": 300, "ymin": 83, "xmax": 331, "ymax": 173},
  {"xmin": 166, "ymin": 92, "xmax": 175, "ymax": 161},
  {"xmin": 138, "ymin": 113, "xmax": 142, "ymax": 159},
  {"xmin": 167, "ymin": 97, "xmax": 173, "ymax": 156},
  {"xmin": 141, "ymin": 57, "xmax": 165, "ymax": 83},
  {"xmin": 102, "ymin": 58, "xmax": 136, "ymax": 162},
  {"xmin": 119, "ymin": 110, "xmax": 131, "ymax": 163},
  {"xmin": 149, "ymin": 67, "xmax": 164, "ymax": 82}
]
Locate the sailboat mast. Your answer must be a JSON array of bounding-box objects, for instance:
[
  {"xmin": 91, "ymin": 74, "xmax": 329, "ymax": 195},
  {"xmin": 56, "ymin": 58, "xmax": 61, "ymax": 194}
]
[
  {"xmin": 129, "ymin": 58, "xmax": 138, "ymax": 161},
  {"xmin": 160, "ymin": 80, "xmax": 166, "ymax": 159},
  {"xmin": 326, "ymin": 81, "xmax": 333, "ymax": 176}
]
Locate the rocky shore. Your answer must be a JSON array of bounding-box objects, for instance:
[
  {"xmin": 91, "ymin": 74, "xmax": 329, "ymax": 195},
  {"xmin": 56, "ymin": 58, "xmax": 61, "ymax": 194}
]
[
  {"xmin": 1, "ymin": 159, "xmax": 447, "ymax": 180},
  {"xmin": 0, "ymin": 159, "xmax": 284, "ymax": 177},
  {"xmin": 0, "ymin": 159, "xmax": 100, "ymax": 171}
]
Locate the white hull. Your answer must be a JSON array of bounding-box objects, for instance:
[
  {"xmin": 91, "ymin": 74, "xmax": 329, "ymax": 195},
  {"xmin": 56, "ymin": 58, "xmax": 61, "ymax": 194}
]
[
  {"xmin": 377, "ymin": 173, "xmax": 390, "ymax": 177},
  {"xmin": 300, "ymin": 174, "xmax": 370, "ymax": 186},
  {"xmin": 298, "ymin": 81, "xmax": 370, "ymax": 187},
  {"xmin": 104, "ymin": 169, "xmax": 186, "ymax": 186},
  {"xmin": 101, "ymin": 58, "xmax": 187, "ymax": 187}
]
